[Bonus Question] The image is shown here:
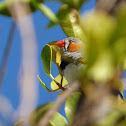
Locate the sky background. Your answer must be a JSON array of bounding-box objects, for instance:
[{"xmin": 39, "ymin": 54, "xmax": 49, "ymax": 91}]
[{"xmin": 0, "ymin": 0, "xmax": 126, "ymax": 125}]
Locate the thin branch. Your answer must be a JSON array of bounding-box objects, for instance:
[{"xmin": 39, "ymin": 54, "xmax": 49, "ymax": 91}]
[
  {"xmin": 38, "ymin": 80, "xmax": 80, "ymax": 126},
  {"xmin": 0, "ymin": 21, "xmax": 16, "ymax": 90}
]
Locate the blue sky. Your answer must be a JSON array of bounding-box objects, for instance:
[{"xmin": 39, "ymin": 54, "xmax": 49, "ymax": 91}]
[{"xmin": 0, "ymin": 0, "xmax": 126, "ymax": 125}]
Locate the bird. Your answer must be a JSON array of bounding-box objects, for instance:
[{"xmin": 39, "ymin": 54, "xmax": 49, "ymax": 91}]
[
  {"xmin": 55, "ymin": 37, "xmax": 86, "ymax": 84},
  {"xmin": 55, "ymin": 37, "xmax": 125, "ymax": 126},
  {"xmin": 55, "ymin": 37, "xmax": 124, "ymax": 99}
]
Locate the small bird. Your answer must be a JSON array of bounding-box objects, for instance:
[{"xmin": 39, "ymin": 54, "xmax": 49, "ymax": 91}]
[
  {"xmin": 55, "ymin": 37, "xmax": 86, "ymax": 84},
  {"xmin": 55, "ymin": 37, "xmax": 124, "ymax": 126}
]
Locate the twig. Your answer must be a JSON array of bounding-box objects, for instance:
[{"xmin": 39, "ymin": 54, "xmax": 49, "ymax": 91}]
[
  {"xmin": 38, "ymin": 80, "xmax": 80, "ymax": 126},
  {"xmin": 60, "ymin": 75, "xmax": 63, "ymax": 87},
  {"xmin": 0, "ymin": 21, "xmax": 16, "ymax": 90}
]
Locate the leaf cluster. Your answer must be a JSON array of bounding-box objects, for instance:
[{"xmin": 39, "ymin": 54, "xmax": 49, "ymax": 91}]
[
  {"xmin": 4, "ymin": 0, "xmax": 125, "ymax": 126},
  {"xmin": 38, "ymin": 2, "xmax": 126, "ymax": 126}
]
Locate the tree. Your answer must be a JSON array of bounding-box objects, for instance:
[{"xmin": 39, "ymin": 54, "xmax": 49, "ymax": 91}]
[{"xmin": 0, "ymin": 0, "xmax": 126, "ymax": 126}]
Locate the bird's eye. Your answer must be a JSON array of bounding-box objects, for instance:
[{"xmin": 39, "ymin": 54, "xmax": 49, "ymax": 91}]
[{"xmin": 69, "ymin": 40, "xmax": 72, "ymax": 43}]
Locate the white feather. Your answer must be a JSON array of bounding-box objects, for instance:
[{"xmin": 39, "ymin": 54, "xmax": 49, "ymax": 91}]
[{"xmin": 63, "ymin": 63, "xmax": 86, "ymax": 84}]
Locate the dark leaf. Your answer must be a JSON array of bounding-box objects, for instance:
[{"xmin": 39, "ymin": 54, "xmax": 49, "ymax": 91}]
[{"xmin": 41, "ymin": 44, "xmax": 52, "ymax": 76}]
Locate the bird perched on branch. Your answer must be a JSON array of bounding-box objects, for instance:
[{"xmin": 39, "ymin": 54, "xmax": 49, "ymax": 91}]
[{"xmin": 55, "ymin": 37, "xmax": 86, "ymax": 84}]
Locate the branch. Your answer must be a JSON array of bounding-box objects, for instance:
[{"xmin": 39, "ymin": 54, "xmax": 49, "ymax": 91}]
[{"xmin": 38, "ymin": 80, "xmax": 80, "ymax": 126}]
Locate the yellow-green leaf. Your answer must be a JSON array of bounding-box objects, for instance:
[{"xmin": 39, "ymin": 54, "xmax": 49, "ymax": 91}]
[
  {"xmin": 47, "ymin": 5, "xmax": 70, "ymax": 28},
  {"xmin": 0, "ymin": 0, "xmax": 44, "ymax": 16},
  {"xmin": 60, "ymin": 5, "xmax": 86, "ymax": 43},
  {"xmin": 29, "ymin": 102, "xmax": 54, "ymax": 126},
  {"xmin": 65, "ymin": 92, "xmax": 81, "ymax": 124},
  {"xmin": 32, "ymin": 1, "xmax": 59, "ymax": 23},
  {"xmin": 37, "ymin": 75, "xmax": 52, "ymax": 92},
  {"xmin": 123, "ymin": 58, "xmax": 126, "ymax": 70},
  {"xmin": 51, "ymin": 75, "xmax": 68, "ymax": 90},
  {"xmin": 29, "ymin": 102, "xmax": 68, "ymax": 126},
  {"xmin": 56, "ymin": 51, "xmax": 61, "ymax": 66},
  {"xmin": 61, "ymin": 0, "xmax": 87, "ymax": 10},
  {"xmin": 50, "ymin": 112, "xmax": 68, "ymax": 126},
  {"xmin": 48, "ymin": 41, "xmax": 60, "ymax": 65}
]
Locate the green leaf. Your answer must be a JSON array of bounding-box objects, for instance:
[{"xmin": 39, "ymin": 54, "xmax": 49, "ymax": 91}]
[
  {"xmin": 37, "ymin": 75, "xmax": 52, "ymax": 92},
  {"xmin": 0, "ymin": 0, "xmax": 44, "ymax": 16},
  {"xmin": 47, "ymin": 5, "xmax": 70, "ymax": 28},
  {"xmin": 83, "ymin": 12, "xmax": 115, "ymax": 47},
  {"xmin": 41, "ymin": 44, "xmax": 52, "ymax": 76},
  {"xmin": 49, "ymin": 112, "xmax": 68, "ymax": 126},
  {"xmin": 29, "ymin": 103, "xmax": 68, "ymax": 126},
  {"xmin": 48, "ymin": 41, "xmax": 60, "ymax": 65},
  {"xmin": 61, "ymin": 0, "xmax": 87, "ymax": 10},
  {"xmin": 31, "ymin": 1, "xmax": 59, "ymax": 23},
  {"xmin": 48, "ymin": 41, "xmax": 63, "ymax": 76},
  {"xmin": 0, "ymin": 1, "xmax": 10, "ymax": 16},
  {"xmin": 123, "ymin": 58, "xmax": 126, "ymax": 70},
  {"xmin": 65, "ymin": 92, "xmax": 81, "ymax": 124},
  {"xmin": 38, "ymin": 3, "xmax": 58, "ymax": 23},
  {"xmin": 29, "ymin": 102, "xmax": 54, "ymax": 126},
  {"xmin": 51, "ymin": 75, "xmax": 68, "ymax": 90},
  {"xmin": 60, "ymin": 6, "xmax": 86, "ymax": 43}
]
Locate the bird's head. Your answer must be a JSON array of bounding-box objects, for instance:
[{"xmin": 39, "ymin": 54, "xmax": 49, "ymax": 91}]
[{"xmin": 55, "ymin": 37, "xmax": 84, "ymax": 60}]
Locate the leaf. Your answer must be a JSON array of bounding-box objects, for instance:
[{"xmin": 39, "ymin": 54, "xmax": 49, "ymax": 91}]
[
  {"xmin": 47, "ymin": 4, "xmax": 70, "ymax": 28},
  {"xmin": 56, "ymin": 51, "xmax": 61, "ymax": 66},
  {"xmin": 65, "ymin": 92, "xmax": 81, "ymax": 124},
  {"xmin": 29, "ymin": 102, "xmax": 54, "ymax": 126},
  {"xmin": 32, "ymin": 1, "xmax": 59, "ymax": 23},
  {"xmin": 119, "ymin": 81, "xmax": 124, "ymax": 95},
  {"xmin": 41, "ymin": 44, "xmax": 52, "ymax": 76},
  {"xmin": 48, "ymin": 41, "xmax": 61, "ymax": 65},
  {"xmin": 47, "ymin": 1, "xmax": 88, "ymax": 28},
  {"xmin": 51, "ymin": 75, "xmax": 68, "ymax": 90},
  {"xmin": 0, "ymin": 0, "xmax": 44, "ymax": 16},
  {"xmin": 83, "ymin": 11, "xmax": 115, "ymax": 46},
  {"xmin": 38, "ymin": 3, "xmax": 58, "ymax": 23},
  {"xmin": 0, "ymin": 1, "xmax": 11, "ymax": 16},
  {"xmin": 123, "ymin": 58, "xmax": 126, "ymax": 70},
  {"xmin": 37, "ymin": 75, "xmax": 52, "ymax": 92},
  {"xmin": 61, "ymin": 0, "xmax": 87, "ymax": 10},
  {"xmin": 50, "ymin": 112, "xmax": 68, "ymax": 126},
  {"xmin": 60, "ymin": 7, "xmax": 86, "ymax": 43},
  {"xmin": 29, "ymin": 103, "xmax": 68, "ymax": 126}
]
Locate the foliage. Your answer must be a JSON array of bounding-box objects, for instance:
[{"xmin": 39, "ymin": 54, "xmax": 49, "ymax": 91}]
[
  {"xmin": 29, "ymin": 102, "xmax": 68, "ymax": 126},
  {"xmin": 1, "ymin": 0, "xmax": 126, "ymax": 126},
  {"xmin": 38, "ymin": 2, "xmax": 126, "ymax": 125}
]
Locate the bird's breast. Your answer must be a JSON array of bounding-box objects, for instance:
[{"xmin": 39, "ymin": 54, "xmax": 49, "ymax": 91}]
[{"xmin": 61, "ymin": 62, "xmax": 85, "ymax": 84}]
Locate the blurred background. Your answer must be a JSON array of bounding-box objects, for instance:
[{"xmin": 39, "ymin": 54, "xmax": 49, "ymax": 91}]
[{"xmin": 0, "ymin": 0, "xmax": 126, "ymax": 125}]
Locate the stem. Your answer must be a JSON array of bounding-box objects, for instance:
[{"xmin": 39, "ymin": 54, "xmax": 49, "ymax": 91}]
[
  {"xmin": 50, "ymin": 74, "xmax": 66, "ymax": 91},
  {"xmin": 31, "ymin": 0, "xmax": 58, "ymax": 23}
]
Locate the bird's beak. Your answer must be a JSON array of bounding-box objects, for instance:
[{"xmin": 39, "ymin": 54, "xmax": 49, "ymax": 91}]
[{"xmin": 55, "ymin": 40, "xmax": 65, "ymax": 48}]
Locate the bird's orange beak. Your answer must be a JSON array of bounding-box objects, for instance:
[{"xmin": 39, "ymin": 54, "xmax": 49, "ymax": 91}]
[{"xmin": 55, "ymin": 40, "xmax": 65, "ymax": 48}]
